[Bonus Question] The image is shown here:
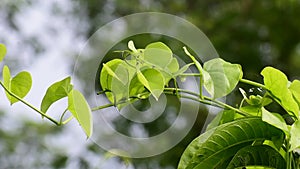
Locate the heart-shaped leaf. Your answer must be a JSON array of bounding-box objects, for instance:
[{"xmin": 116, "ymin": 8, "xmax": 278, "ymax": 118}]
[
  {"xmin": 144, "ymin": 42, "xmax": 172, "ymax": 69},
  {"xmin": 203, "ymin": 58, "xmax": 243, "ymax": 98},
  {"xmin": 136, "ymin": 69, "xmax": 165, "ymax": 100},
  {"xmin": 128, "ymin": 68, "xmax": 165, "ymax": 101},
  {"xmin": 68, "ymin": 89, "xmax": 93, "ymax": 138},
  {"xmin": 2, "ymin": 65, "xmax": 32, "ymax": 105},
  {"xmin": 40, "ymin": 77, "xmax": 73, "ymax": 113},
  {"xmin": 261, "ymin": 67, "xmax": 299, "ymax": 117}
]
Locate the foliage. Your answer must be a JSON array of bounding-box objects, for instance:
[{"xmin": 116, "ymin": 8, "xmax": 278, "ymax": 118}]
[
  {"xmin": 0, "ymin": 44, "xmax": 92, "ymax": 138},
  {"xmin": 1, "ymin": 39, "xmax": 300, "ymax": 169}
]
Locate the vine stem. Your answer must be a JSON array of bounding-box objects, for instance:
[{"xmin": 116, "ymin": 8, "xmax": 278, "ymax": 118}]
[
  {"xmin": 164, "ymin": 88, "xmax": 251, "ymax": 116},
  {"xmin": 0, "ymin": 81, "xmax": 60, "ymax": 125},
  {"xmin": 239, "ymin": 78, "xmax": 267, "ymax": 89}
]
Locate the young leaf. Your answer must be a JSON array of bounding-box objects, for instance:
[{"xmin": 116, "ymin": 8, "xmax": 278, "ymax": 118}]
[
  {"xmin": 261, "ymin": 107, "xmax": 289, "ymax": 135},
  {"xmin": 174, "ymin": 63, "xmax": 194, "ymax": 76},
  {"xmin": 290, "ymin": 120, "xmax": 300, "ymax": 151},
  {"xmin": 203, "ymin": 58, "xmax": 243, "ymax": 98},
  {"xmin": 68, "ymin": 89, "xmax": 92, "ymax": 138},
  {"xmin": 166, "ymin": 57, "xmax": 179, "ymax": 74},
  {"xmin": 100, "ymin": 59, "xmax": 133, "ymax": 107},
  {"xmin": 2, "ymin": 65, "xmax": 32, "ymax": 105},
  {"xmin": 128, "ymin": 40, "xmax": 137, "ymax": 52},
  {"xmin": 178, "ymin": 117, "xmax": 284, "ymax": 169},
  {"xmin": 40, "ymin": 77, "xmax": 73, "ymax": 113},
  {"xmin": 0, "ymin": 43, "xmax": 6, "ymax": 62},
  {"xmin": 136, "ymin": 69, "xmax": 165, "ymax": 100},
  {"xmin": 144, "ymin": 42, "xmax": 172, "ymax": 69},
  {"xmin": 261, "ymin": 67, "xmax": 299, "ymax": 117}
]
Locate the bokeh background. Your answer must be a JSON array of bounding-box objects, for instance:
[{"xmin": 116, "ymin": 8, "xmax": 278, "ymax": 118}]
[{"xmin": 1, "ymin": 0, "xmax": 300, "ymax": 169}]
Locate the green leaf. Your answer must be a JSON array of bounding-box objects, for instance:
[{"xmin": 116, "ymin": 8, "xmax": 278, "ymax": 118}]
[
  {"xmin": 178, "ymin": 117, "xmax": 283, "ymax": 169},
  {"xmin": 174, "ymin": 63, "xmax": 194, "ymax": 76},
  {"xmin": 203, "ymin": 58, "xmax": 243, "ymax": 98},
  {"xmin": 68, "ymin": 90, "xmax": 92, "ymax": 138},
  {"xmin": 166, "ymin": 57, "xmax": 179, "ymax": 74},
  {"xmin": 40, "ymin": 77, "xmax": 73, "ymax": 113},
  {"xmin": 227, "ymin": 145, "xmax": 286, "ymax": 169},
  {"xmin": 290, "ymin": 120, "xmax": 300, "ymax": 151},
  {"xmin": 262, "ymin": 107, "xmax": 289, "ymax": 136},
  {"xmin": 289, "ymin": 80, "xmax": 300, "ymax": 108},
  {"xmin": 261, "ymin": 67, "xmax": 299, "ymax": 117},
  {"xmin": 100, "ymin": 59, "xmax": 134, "ymax": 107},
  {"xmin": 2, "ymin": 65, "xmax": 11, "ymax": 99},
  {"xmin": 136, "ymin": 69, "xmax": 165, "ymax": 100},
  {"xmin": 144, "ymin": 42, "xmax": 172, "ymax": 69},
  {"xmin": 0, "ymin": 43, "xmax": 6, "ymax": 62},
  {"xmin": 2, "ymin": 65, "xmax": 32, "ymax": 105}
]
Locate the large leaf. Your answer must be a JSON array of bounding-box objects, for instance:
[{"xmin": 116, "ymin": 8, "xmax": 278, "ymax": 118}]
[
  {"xmin": 40, "ymin": 77, "xmax": 73, "ymax": 113},
  {"xmin": 290, "ymin": 120, "xmax": 300, "ymax": 151},
  {"xmin": 203, "ymin": 58, "xmax": 243, "ymax": 98},
  {"xmin": 0, "ymin": 43, "xmax": 6, "ymax": 62},
  {"xmin": 144, "ymin": 42, "xmax": 173, "ymax": 69},
  {"xmin": 68, "ymin": 90, "xmax": 93, "ymax": 138},
  {"xmin": 227, "ymin": 145, "xmax": 286, "ymax": 169},
  {"xmin": 3, "ymin": 65, "xmax": 32, "ymax": 105},
  {"xmin": 261, "ymin": 67, "xmax": 299, "ymax": 117},
  {"xmin": 178, "ymin": 117, "xmax": 283, "ymax": 169}
]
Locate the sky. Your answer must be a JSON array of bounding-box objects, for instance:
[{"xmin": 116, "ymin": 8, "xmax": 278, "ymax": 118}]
[{"xmin": 0, "ymin": 0, "xmax": 134, "ymax": 168}]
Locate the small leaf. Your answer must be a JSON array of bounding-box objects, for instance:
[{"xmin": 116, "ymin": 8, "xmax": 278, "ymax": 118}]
[
  {"xmin": 144, "ymin": 42, "xmax": 172, "ymax": 69},
  {"xmin": 166, "ymin": 57, "xmax": 179, "ymax": 74},
  {"xmin": 261, "ymin": 67, "xmax": 299, "ymax": 117},
  {"xmin": 68, "ymin": 90, "xmax": 93, "ymax": 138},
  {"xmin": 174, "ymin": 63, "xmax": 194, "ymax": 76},
  {"xmin": 103, "ymin": 63, "xmax": 122, "ymax": 82},
  {"xmin": 128, "ymin": 40, "xmax": 137, "ymax": 52},
  {"xmin": 203, "ymin": 58, "xmax": 243, "ymax": 98},
  {"xmin": 136, "ymin": 69, "xmax": 165, "ymax": 100},
  {"xmin": 0, "ymin": 43, "xmax": 7, "ymax": 62},
  {"xmin": 290, "ymin": 120, "xmax": 300, "ymax": 151},
  {"xmin": 10, "ymin": 71, "xmax": 32, "ymax": 104},
  {"xmin": 41, "ymin": 77, "xmax": 73, "ymax": 113},
  {"xmin": 100, "ymin": 59, "xmax": 134, "ymax": 108},
  {"xmin": 262, "ymin": 107, "xmax": 289, "ymax": 135},
  {"xmin": 3, "ymin": 65, "xmax": 32, "ymax": 105}
]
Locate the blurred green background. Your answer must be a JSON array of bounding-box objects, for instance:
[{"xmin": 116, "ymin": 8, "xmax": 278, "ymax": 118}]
[{"xmin": 1, "ymin": 0, "xmax": 300, "ymax": 169}]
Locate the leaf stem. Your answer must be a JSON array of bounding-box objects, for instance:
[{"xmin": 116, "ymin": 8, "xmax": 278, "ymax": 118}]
[
  {"xmin": 91, "ymin": 103, "xmax": 114, "ymax": 111},
  {"xmin": 239, "ymin": 78, "xmax": 267, "ymax": 90},
  {"xmin": 0, "ymin": 81, "xmax": 60, "ymax": 125}
]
